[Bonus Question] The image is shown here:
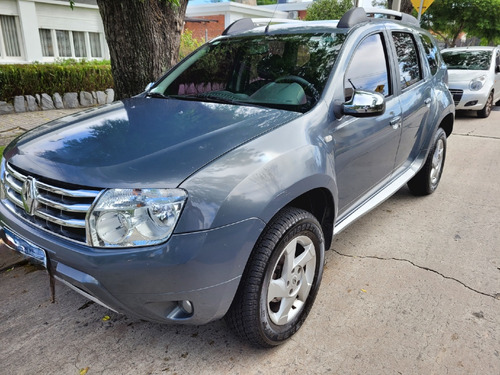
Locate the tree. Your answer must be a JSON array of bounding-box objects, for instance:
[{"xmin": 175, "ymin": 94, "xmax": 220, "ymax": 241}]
[
  {"xmin": 71, "ymin": 0, "xmax": 188, "ymax": 100},
  {"xmin": 420, "ymin": 0, "xmax": 500, "ymax": 46},
  {"xmin": 305, "ymin": 0, "xmax": 354, "ymax": 21}
]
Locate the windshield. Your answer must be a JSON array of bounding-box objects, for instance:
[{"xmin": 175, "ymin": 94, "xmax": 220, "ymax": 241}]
[
  {"xmin": 442, "ymin": 50, "xmax": 492, "ymax": 70},
  {"xmin": 150, "ymin": 33, "xmax": 345, "ymax": 113}
]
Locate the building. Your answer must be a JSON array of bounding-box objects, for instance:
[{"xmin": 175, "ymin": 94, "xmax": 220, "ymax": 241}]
[
  {"xmin": 185, "ymin": 2, "xmax": 290, "ymax": 43},
  {"xmin": 0, "ymin": 0, "xmax": 108, "ymax": 64},
  {"xmin": 0, "ymin": 0, "xmax": 309, "ymax": 64}
]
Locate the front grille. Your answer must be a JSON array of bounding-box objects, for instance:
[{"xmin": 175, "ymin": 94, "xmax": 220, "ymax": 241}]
[
  {"xmin": 2, "ymin": 163, "xmax": 101, "ymax": 244},
  {"xmin": 449, "ymin": 89, "xmax": 463, "ymax": 106}
]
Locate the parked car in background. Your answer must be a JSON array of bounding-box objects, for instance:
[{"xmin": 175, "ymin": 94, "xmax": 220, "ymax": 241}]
[
  {"xmin": 0, "ymin": 8, "xmax": 454, "ymax": 348},
  {"xmin": 441, "ymin": 46, "xmax": 500, "ymax": 118}
]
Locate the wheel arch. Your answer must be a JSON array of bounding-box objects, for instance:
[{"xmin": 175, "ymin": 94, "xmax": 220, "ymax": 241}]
[
  {"xmin": 440, "ymin": 112, "xmax": 454, "ymax": 137},
  {"xmin": 286, "ymin": 188, "xmax": 335, "ymax": 251}
]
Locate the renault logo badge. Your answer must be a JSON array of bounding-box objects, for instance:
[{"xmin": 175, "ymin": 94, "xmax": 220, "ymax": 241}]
[{"xmin": 22, "ymin": 177, "xmax": 39, "ymax": 216}]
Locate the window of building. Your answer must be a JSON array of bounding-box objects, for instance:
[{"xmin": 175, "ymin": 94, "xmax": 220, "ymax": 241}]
[
  {"xmin": 0, "ymin": 15, "xmax": 22, "ymax": 58},
  {"xmin": 39, "ymin": 29, "xmax": 54, "ymax": 57},
  {"xmin": 73, "ymin": 31, "xmax": 86, "ymax": 57},
  {"xmin": 39, "ymin": 29, "xmax": 104, "ymax": 60},
  {"xmin": 56, "ymin": 30, "xmax": 72, "ymax": 57},
  {"xmin": 392, "ymin": 32, "xmax": 422, "ymax": 90},
  {"xmin": 89, "ymin": 32, "xmax": 102, "ymax": 58}
]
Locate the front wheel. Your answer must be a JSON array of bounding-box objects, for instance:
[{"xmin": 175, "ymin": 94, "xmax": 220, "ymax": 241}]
[
  {"xmin": 225, "ymin": 207, "xmax": 325, "ymax": 348},
  {"xmin": 407, "ymin": 127, "xmax": 447, "ymax": 196},
  {"xmin": 477, "ymin": 91, "xmax": 493, "ymax": 118}
]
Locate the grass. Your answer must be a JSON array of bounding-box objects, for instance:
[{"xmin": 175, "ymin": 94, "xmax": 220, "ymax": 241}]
[{"xmin": 0, "ymin": 146, "xmax": 4, "ymax": 159}]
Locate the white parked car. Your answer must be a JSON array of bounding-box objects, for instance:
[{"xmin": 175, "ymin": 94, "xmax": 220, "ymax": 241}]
[{"xmin": 441, "ymin": 46, "xmax": 500, "ymax": 118}]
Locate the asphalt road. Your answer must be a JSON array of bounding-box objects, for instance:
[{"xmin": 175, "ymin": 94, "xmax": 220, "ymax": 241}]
[{"xmin": 1, "ymin": 108, "xmax": 499, "ymax": 374}]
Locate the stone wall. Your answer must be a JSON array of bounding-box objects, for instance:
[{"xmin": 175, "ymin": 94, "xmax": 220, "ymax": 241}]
[{"xmin": 0, "ymin": 89, "xmax": 115, "ymax": 115}]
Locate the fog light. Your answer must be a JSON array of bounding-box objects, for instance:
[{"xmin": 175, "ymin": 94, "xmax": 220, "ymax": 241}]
[
  {"xmin": 464, "ymin": 100, "xmax": 478, "ymax": 107},
  {"xmin": 179, "ymin": 300, "xmax": 193, "ymax": 315}
]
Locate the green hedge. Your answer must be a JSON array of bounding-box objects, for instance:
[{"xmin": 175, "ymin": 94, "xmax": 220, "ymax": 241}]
[{"xmin": 0, "ymin": 60, "xmax": 113, "ymax": 102}]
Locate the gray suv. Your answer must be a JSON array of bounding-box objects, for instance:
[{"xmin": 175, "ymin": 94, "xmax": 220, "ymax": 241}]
[{"xmin": 0, "ymin": 8, "xmax": 454, "ymax": 347}]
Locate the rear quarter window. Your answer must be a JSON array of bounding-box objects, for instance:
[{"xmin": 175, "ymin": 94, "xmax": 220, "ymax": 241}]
[
  {"xmin": 392, "ymin": 32, "xmax": 422, "ymax": 90},
  {"xmin": 419, "ymin": 33, "xmax": 440, "ymax": 76}
]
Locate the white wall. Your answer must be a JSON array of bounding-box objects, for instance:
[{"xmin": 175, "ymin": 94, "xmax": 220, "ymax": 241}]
[{"xmin": 0, "ymin": 0, "xmax": 108, "ymax": 64}]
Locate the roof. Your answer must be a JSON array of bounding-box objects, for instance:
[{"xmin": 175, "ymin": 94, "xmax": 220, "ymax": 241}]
[{"xmin": 222, "ymin": 7, "xmax": 420, "ymax": 36}]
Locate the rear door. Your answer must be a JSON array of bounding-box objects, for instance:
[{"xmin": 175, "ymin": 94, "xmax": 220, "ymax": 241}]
[{"xmin": 390, "ymin": 31, "xmax": 431, "ymax": 171}]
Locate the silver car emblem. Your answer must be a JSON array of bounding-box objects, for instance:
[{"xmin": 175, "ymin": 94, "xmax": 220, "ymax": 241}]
[{"xmin": 22, "ymin": 176, "xmax": 39, "ymax": 216}]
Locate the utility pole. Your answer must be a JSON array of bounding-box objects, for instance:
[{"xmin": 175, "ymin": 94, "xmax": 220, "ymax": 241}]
[
  {"xmin": 392, "ymin": 0, "xmax": 401, "ymax": 11},
  {"xmin": 417, "ymin": 0, "xmax": 424, "ymax": 22}
]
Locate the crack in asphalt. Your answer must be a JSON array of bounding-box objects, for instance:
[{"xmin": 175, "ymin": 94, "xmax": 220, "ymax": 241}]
[
  {"xmin": 333, "ymin": 250, "xmax": 500, "ymax": 301},
  {"xmin": 453, "ymin": 132, "xmax": 500, "ymax": 140}
]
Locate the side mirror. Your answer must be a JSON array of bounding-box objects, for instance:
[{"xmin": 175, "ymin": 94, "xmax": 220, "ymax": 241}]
[
  {"xmin": 145, "ymin": 82, "xmax": 155, "ymax": 92},
  {"xmin": 343, "ymin": 90, "xmax": 385, "ymax": 117}
]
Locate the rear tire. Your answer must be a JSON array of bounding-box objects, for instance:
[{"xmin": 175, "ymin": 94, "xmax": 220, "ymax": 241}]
[
  {"xmin": 408, "ymin": 128, "xmax": 447, "ymax": 196},
  {"xmin": 225, "ymin": 207, "xmax": 325, "ymax": 348}
]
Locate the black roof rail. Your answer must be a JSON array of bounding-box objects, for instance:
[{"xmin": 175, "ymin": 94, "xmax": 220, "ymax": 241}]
[
  {"xmin": 338, "ymin": 7, "xmax": 419, "ymax": 28},
  {"xmin": 222, "ymin": 18, "xmax": 302, "ymax": 35},
  {"xmin": 364, "ymin": 7, "xmax": 419, "ymax": 26},
  {"xmin": 337, "ymin": 7, "xmax": 368, "ymax": 28},
  {"xmin": 222, "ymin": 18, "xmax": 256, "ymax": 35}
]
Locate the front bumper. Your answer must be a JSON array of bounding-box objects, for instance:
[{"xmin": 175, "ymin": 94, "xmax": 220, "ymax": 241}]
[
  {"xmin": 449, "ymin": 85, "xmax": 491, "ymax": 111},
  {"xmin": 1, "ymin": 205, "xmax": 265, "ymax": 325}
]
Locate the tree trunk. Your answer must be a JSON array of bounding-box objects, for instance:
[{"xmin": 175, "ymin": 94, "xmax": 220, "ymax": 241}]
[{"xmin": 96, "ymin": 0, "xmax": 188, "ymax": 99}]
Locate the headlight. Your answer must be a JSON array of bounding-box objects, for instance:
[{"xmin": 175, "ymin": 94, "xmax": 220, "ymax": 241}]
[
  {"xmin": 469, "ymin": 76, "xmax": 486, "ymax": 91},
  {"xmin": 87, "ymin": 188, "xmax": 187, "ymax": 248}
]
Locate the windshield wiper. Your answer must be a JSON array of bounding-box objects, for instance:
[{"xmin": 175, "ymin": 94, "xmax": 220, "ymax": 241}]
[
  {"xmin": 175, "ymin": 94, "xmax": 239, "ymax": 105},
  {"xmin": 175, "ymin": 94, "xmax": 268, "ymax": 109},
  {"xmin": 146, "ymin": 92, "xmax": 171, "ymax": 99}
]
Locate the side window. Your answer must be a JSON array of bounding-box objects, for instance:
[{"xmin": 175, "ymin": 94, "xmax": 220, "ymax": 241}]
[
  {"xmin": 392, "ymin": 32, "xmax": 422, "ymax": 90},
  {"xmin": 419, "ymin": 33, "xmax": 439, "ymax": 76},
  {"xmin": 344, "ymin": 33, "xmax": 391, "ymax": 100}
]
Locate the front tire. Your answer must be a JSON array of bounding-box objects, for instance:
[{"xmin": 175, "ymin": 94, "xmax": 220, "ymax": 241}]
[
  {"xmin": 408, "ymin": 127, "xmax": 447, "ymax": 196},
  {"xmin": 225, "ymin": 207, "xmax": 325, "ymax": 348},
  {"xmin": 477, "ymin": 91, "xmax": 493, "ymax": 118}
]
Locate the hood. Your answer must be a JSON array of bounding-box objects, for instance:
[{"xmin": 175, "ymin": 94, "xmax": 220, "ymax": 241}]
[
  {"xmin": 447, "ymin": 69, "xmax": 490, "ymax": 85},
  {"xmin": 5, "ymin": 97, "xmax": 300, "ymax": 188}
]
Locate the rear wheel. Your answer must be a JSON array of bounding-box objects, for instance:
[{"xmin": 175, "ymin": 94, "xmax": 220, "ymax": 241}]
[
  {"xmin": 477, "ymin": 91, "xmax": 493, "ymax": 118},
  {"xmin": 225, "ymin": 207, "xmax": 325, "ymax": 348},
  {"xmin": 408, "ymin": 127, "xmax": 447, "ymax": 196}
]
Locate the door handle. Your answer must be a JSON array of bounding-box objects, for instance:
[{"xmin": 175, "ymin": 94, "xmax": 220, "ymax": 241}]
[
  {"xmin": 390, "ymin": 116, "xmax": 401, "ymax": 129},
  {"xmin": 424, "ymin": 98, "xmax": 431, "ymax": 106}
]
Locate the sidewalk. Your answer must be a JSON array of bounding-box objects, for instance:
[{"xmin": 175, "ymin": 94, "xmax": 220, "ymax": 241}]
[
  {"xmin": 1, "ymin": 108, "xmax": 82, "ymax": 269},
  {"xmin": 0, "ymin": 108, "xmax": 81, "ymax": 146}
]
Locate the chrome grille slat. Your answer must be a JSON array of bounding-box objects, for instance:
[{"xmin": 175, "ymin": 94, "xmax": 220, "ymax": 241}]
[
  {"xmin": 37, "ymin": 180, "xmax": 100, "ymax": 198},
  {"xmin": 5, "ymin": 173, "xmax": 23, "ymax": 193},
  {"xmin": 35, "ymin": 210, "xmax": 86, "ymax": 229},
  {"xmin": 6, "ymin": 186, "xmax": 23, "ymax": 207},
  {"xmin": 36, "ymin": 195, "xmax": 91, "ymax": 213},
  {"xmin": 1, "ymin": 163, "xmax": 101, "ymax": 243}
]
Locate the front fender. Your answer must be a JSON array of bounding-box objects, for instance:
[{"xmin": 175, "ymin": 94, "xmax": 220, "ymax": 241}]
[{"xmin": 175, "ymin": 116, "xmax": 337, "ymax": 233}]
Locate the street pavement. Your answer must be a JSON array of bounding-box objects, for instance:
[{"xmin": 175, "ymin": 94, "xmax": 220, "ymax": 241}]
[
  {"xmin": 0, "ymin": 109, "xmax": 81, "ymax": 147},
  {"xmin": 0, "ymin": 107, "xmax": 499, "ymax": 374}
]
